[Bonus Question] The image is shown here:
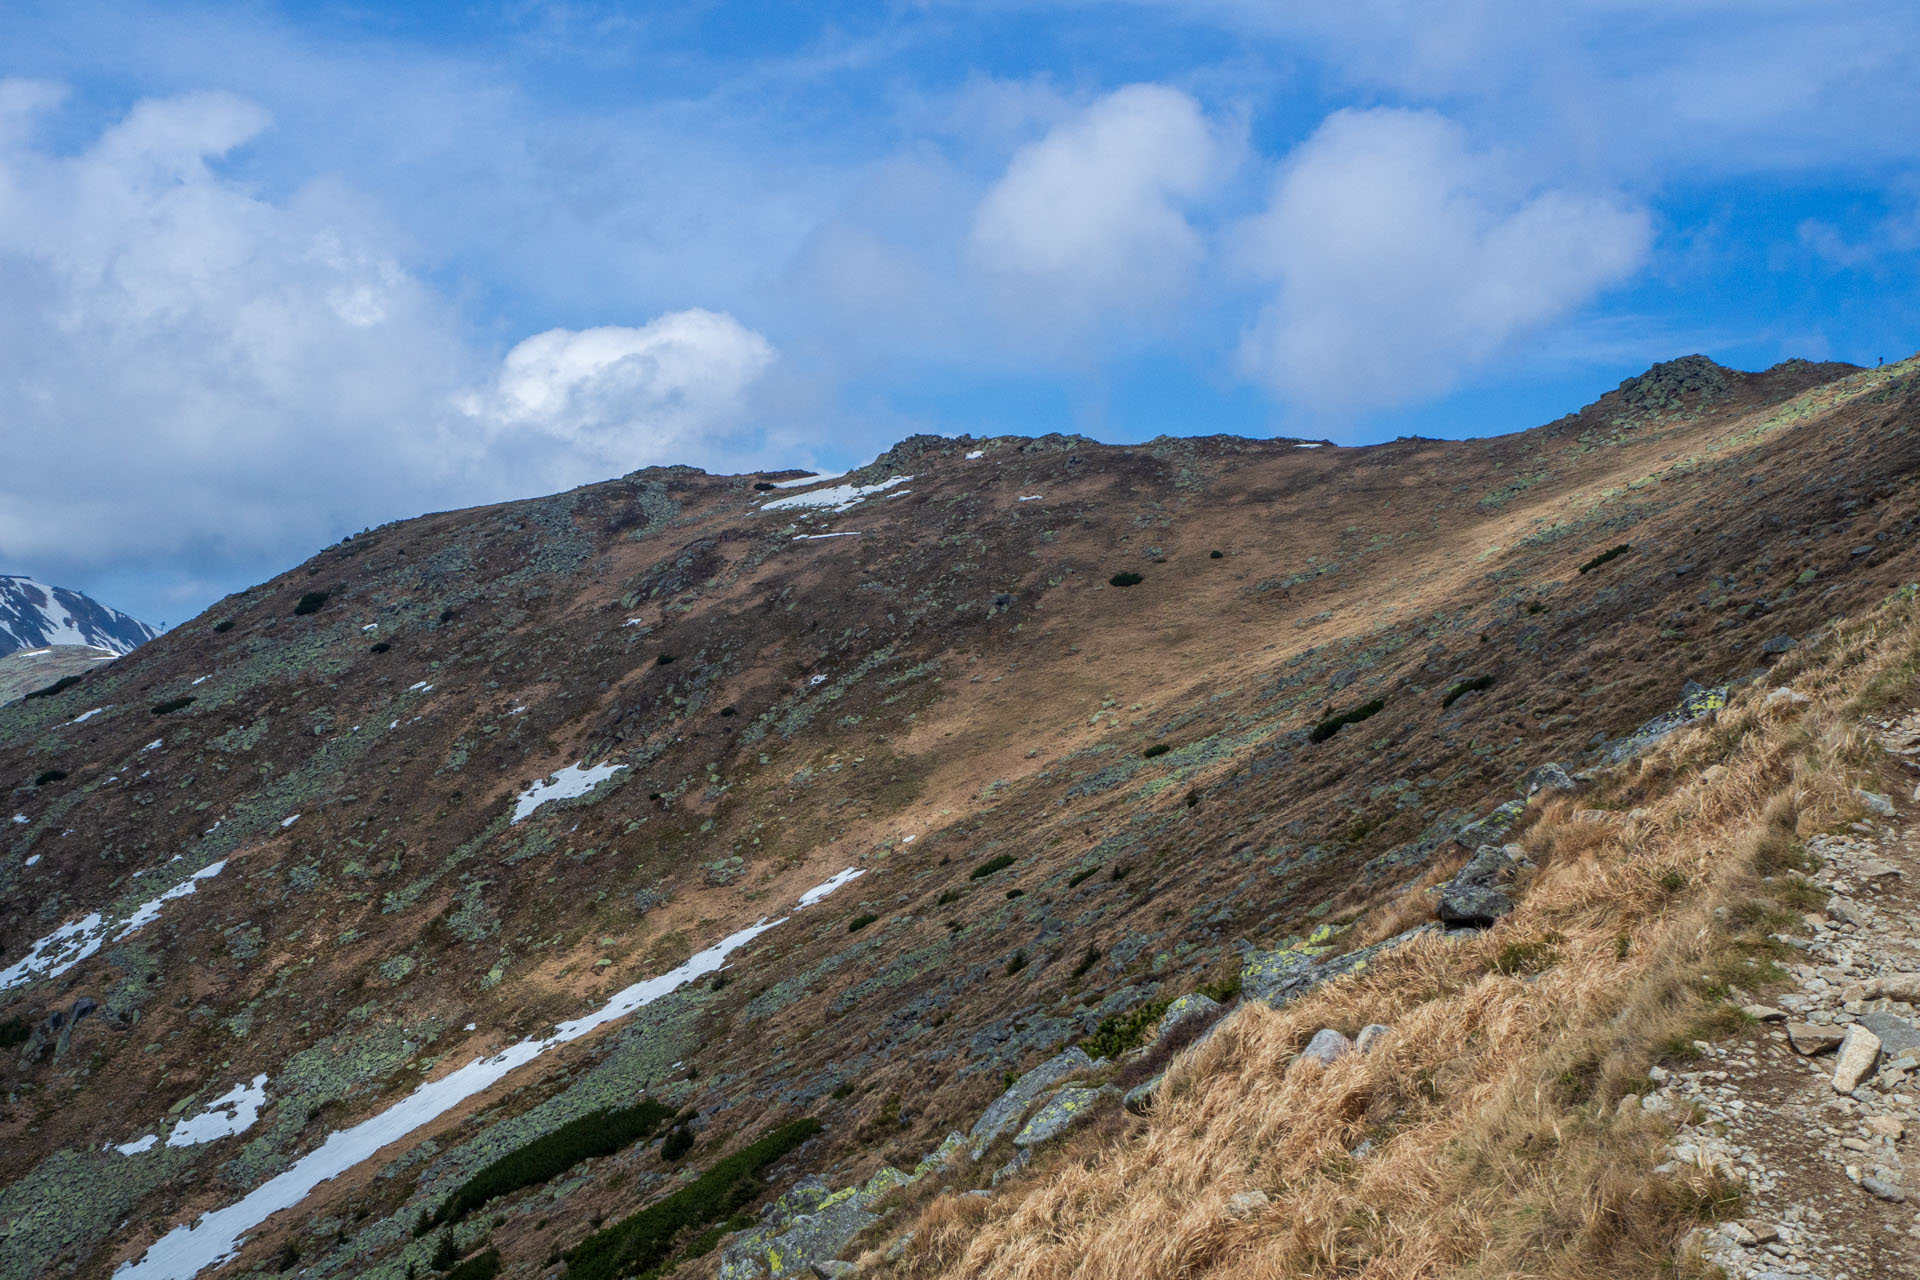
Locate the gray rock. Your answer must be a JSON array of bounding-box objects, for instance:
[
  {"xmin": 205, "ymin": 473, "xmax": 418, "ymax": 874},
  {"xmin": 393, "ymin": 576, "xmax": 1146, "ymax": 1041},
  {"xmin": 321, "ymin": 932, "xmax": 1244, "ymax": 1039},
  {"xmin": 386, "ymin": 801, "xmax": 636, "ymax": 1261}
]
[
  {"xmin": 1601, "ymin": 685, "xmax": 1727, "ymax": 764},
  {"xmin": 968, "ymin": 1047, "xmax": 1094, "ymax": 1156},
  {"xmin": 1857, "ymin": 1012, "xmax": 1920, "ymax": 1057},
  {"xmin": 1296, "ymin": 1028, "xmax": 1352, "ymax": 1069},
  {"xmin": 1760, "ymin": 633, "xmax": 1797, "ymax": 655},
  {"xmin": 1354, "ymin": 1024, "xmax": 1391, "ymax": 1055},
  {"xmin": 1243, "ymin": 923, "xmax": 1437, "ymax": 1009},
  {"xmin": 1224, "ymin": 1189, "xmax": 1270, "ymax": 1218},
  {"xmin": 1859, "ymin": 790, "xmax": 1896, "ymax": 817},
  {"xmin": 1012, "ymin": 1085, "xmax": 1117, "ymax": 1147},
  {"xmin": 1156, "ymin": 992, "xmax": 1223, "ymax": 1040},
  {"xmin": 1123, "ymin": 1072, "xmax": 1166, "ymax": 1115},
  {"xmin": 1450, "ymin": 801, "xmax": 1526, "ymax": 852},
  {"xmin": 1436, "ymin": 845, "xmax": 1526, "ymax": 927},
  {"xmin": 1861, "ymin": 1175, "xmax": 1906, "ymax": 1203},
  {"xmin": 1520, "ymin": 763, "xmax": 1577, "ymax": 798},
  {"xmin": 883, "ymin": 1232, "xmax": 915, "ymax": 1265},
  {"xmin": 722, "ymin": 1167, "xmax": 912, "ymax": 1280},
  {"xmin": 1787, "ymin": 1023, "xmax": 1845, "ymax": 1055},
  {"xmin": 991, "ymin": 1148, "xmax": 1031, "ymax": 1186},
  {"xmin": 812, "ymin": 1263, "xmax": 858, "ymax": 1279}
]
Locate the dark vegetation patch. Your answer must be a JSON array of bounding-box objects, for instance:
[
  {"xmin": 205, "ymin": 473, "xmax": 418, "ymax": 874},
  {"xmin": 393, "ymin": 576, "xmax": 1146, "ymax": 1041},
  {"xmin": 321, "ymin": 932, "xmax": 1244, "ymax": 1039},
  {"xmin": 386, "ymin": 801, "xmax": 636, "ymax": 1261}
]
[
  {"xmin": 719, "ymin": 706, "xmax": 737, "ymax": 717},
  {"xmin": 1307, "ymin": 698, "xmax": 1385, "ymax": 744},
  {"xmin": 1141, "ymin": 743, "xmax": 1170, "ymax": 759},
  {"xmin": 0, "ymin": 1015, "xmax": 30, "ymax": 1047},
  {"xmin": 753, "ymin": 482, "xmax": 776, "ymax": 491},
  {"xmin": 1004, "ymin": 888, "xmax": 1024, "ymax": 900},
  {"xmin": 370, "ymin": 642, "xmax": 391, "ymax": 654},
  {"xmin": 1066, "ymin": 866, "xmax": 1100, "ymax": 889},
  {"xmin": 292, "ymin": 590, "xmax": 330, "ymax": 615},
  {"xmin": 1442, "ymin": 676, "xmax": 1494, "ymax": 709},
  {"xmin": 430, "ymin": 1099, "xmax": 674, "ymax": 1227},
  {"xmin": 1070, "ymin": 946, "xmax": 1101, "ymax": 979},
  {"xmin": 563, "ymin": 1118, "xmax": 821, "ymax": 1280},
  {"xmin": 1005, "ymin": 950, "xmax": 1029, "ymax": 974},
  {"xmin": 847, "ymin": 913, "xmax": 879, "ymax": 933},
  {"xmin": 21, "ymin": 675, "xmax": 83, "ymax": 701},
  {"xmin": 1083, "ymin": 998, "xmax": 1173, "ymax": 1060},
  {"xmin": 151, "ymin": 696, "xmax": 196, "ymax": 716},
  {"xmin": 1108, "ymin": 572, "xmax": 1144, "ymax": 588},
  {"xmin": 656, "ymin": 654, "xmax": 676, "ymax": 666},
  {"xmin": 33, "ymin": 769, "xmax": 66, "ymax": 786},
  {"xmin": 969, "ymin": 854, "xmax": 1016, "ymax": 880},
  {"xmin": 442, "ymin": 1249, "xmax": 501, "ymax": 1280},
  {"xmin": 660, "ymin": 1126, "xmax": 695, "ymax": 1163},
  {"xmin": 1578, "ymin": 544, "xmax": 1631, "ymax": 574},
  {"xmin": 1209, "ymin": 550, "xmax": 1223, "ymax": 559},
  {"xmin": 212, "ymin": 619, "xmax": 234, "ymax": 633}
]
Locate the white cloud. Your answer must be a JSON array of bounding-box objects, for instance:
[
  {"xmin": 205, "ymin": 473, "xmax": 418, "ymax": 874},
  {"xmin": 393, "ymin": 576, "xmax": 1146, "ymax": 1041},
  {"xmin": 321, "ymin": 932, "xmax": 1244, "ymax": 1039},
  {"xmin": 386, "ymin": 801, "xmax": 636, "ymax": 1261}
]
[
  {"xmin": 970, "ymin": 84, "xmax": 1230, "ymax": 335},
  {"xmin": 0, "ymin": 84, "xmax": 776, "ymax": 622},
  {"xmin": 465, "ymin": 312, "xmax": 776, "ymax": 490},
  {"xmin": 1235, "ymin": 108, "xmax": 1650, "ymax": 414}
]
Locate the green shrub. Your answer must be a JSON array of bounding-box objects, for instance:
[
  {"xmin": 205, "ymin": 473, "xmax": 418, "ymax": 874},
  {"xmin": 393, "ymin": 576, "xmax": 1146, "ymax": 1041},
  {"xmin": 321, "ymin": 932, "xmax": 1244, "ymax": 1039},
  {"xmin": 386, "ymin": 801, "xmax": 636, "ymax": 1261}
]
[
  {"xmin": 969, "ymin": 854, "xmax": 1016, "ymax": 880},
  {"xmin": 847, "ymin": 913, "xmax": 878, "ymax": 933},
  {"xmin": 212, "ymin": 619, "xmax": 235, "ymax": 633},
  {"xmin": 443, "ymin": 1250, "xmax": 501, "ymax": 1280},
  {"xmin": 431, "ymin": 1236, "xmax": 460, "ymax": 1270},
  {"xmin": 1184, "ymin": 788, "xmax": 1200, "ymax": 808},
  {"xmin": 1307, "ymin": 698, "xmax": 1385, "ymax": 743},
  {"xmin": 1005, "ymin": 950, "xmax": 1028, "ymax": 975},
  {"xmin": 1442, "ymin": 675, "xmax": 1494, "ymax": 709},
  {"xmin": 33, "ymin": 769, "xmax": 66, "ymax": 786},
  {"xmin": 719, "ymin": 706, "xmax": 737, "ymax": 717},
  {"xmin": 1005, "ymin": 888, "xmax": 1024, "ymax": 899},
  {"xmin": 656, "ymin": 654, "xmax": 676, "ymax": 665},
  {"xmin": 1577, "ymin": 544, "xmax": 1630, "ymax": 574},
  {"xmin": 0, "ymin": 1016, "xmax": 30, "ymax": 1048},
  {"xmin": 432, "ymin": 1099, "xmax": 674, "ymax": 1226},
  {"xmin": 1066, "ymin": 866, "xmax": 1099, "ymax": 889},
  {"xmin": 563, "ymin": 1118, "xmax": 821, "ymax": 1280},
  {"xmin": 1209, "ymin": 550, "xmax": 1223, "ymax": 559},
  {"xmin": 151, "ymin": 696, "xmax": 196, "ymax": 716},
  {"xmin": 1109, "ymin": 864, "xmax": 1131, "ymax": 881},
  {"xmin": 1083, "ymin": 998, "xmax": 1173, "ymax": 1059},
  {"xmin": 1108, "ymin": 571, "xmax": 1143, "ymax": 587},
  {"xmin": 292, "ymin": 590, "xmax": 330, "ymax": 615},
  {"xmin": 1070, "ymin": 946, "xmax": 1101, "ymax": 979},
  {"xmin": 370, "ymin": 641, "xmax": 391, "ymax": 653},
  {"xmin": 936, "ymin": 888, "xmax": 962, "ymax": 905},
  {"xmin": 660, "ymin": 1126, "xmax": 695, "ymax": 1162},
  {"xmin": 21, "ymin": 675, "xmax": 83, "ymax": 701},
  {"xmin": 1141, "ymin": 743, "xmax": 1170, "ymax": 759}
]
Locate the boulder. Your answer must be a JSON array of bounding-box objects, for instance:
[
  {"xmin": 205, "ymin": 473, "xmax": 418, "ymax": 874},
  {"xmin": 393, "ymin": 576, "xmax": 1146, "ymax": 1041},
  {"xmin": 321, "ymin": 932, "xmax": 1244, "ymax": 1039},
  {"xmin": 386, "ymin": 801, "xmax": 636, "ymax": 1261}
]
[
  {"xmin": 1601, "ymin": 685, "xmax": 1727, "ymax": 764},
  {"xmin": 1832, "ymin": 1024, "xmax": 1882, "ymax": 1092},
  {"xmin": 720, "ymin": 1165, "xmax": 911, "ymax": 1280},
  {"xmin": 1858, "ymin": 790, "xmax": 1896, "ymax": 817},
  {"xmin": 1224, "ymin": 1190, "xmax": 1270, "ymax": 1219},
  {"xmin": 1867, "ymin": 973, "xmax": 1920, "ymax": 1001},
  {"xmin": 1293, "ymin": 1028, "xmax": 1352, "ymax": 1071},
  {"xmin": 1786, "ymin": 1023, "xmax": 1845, "ymax": 1055},
  {"xmin": 1354, "ymin": 1024, "xmax": 1391, "ymax": 1055},
  {"xmin": 1760, "ymin": 633, "xmax": 1796, "ymax": 656},
  {"xmin": 1450, "ymin": 801, "xmax": 1526, "ymax": 852},
  {"xmin": 968, "ymin": 1047, "xmax": 1094, "ymax": 1157},
  {"xmin": 1520, "ymin": 763, "xmax": 1577, "ymax": 798},
  {"xmin": 1012, "ymin": 1085, "xmax": 1117, "ymax": 1147},
  {"xmin": 1157, "ymin": 992, "xmax": 1223, "ymax": 1040},
  {"xmin": 1857, "ymin": 1012, "xmax": 1920, "ymax": 1057},
  {"xmin": 1123, "ymin": 1072, "xmax": 1166, "ymax": 1115},
  {"xmin": 1436, "ymin": 845, "xmax": 1528, "ymax": 927}
]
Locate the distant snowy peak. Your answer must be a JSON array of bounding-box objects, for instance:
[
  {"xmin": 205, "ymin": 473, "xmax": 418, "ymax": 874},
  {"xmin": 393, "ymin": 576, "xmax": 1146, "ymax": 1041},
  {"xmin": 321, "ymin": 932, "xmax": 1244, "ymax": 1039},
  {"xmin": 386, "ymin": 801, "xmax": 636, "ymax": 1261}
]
[{"xmin": 0, "ymin": 576, "xmax": 158, "ymax": 658}]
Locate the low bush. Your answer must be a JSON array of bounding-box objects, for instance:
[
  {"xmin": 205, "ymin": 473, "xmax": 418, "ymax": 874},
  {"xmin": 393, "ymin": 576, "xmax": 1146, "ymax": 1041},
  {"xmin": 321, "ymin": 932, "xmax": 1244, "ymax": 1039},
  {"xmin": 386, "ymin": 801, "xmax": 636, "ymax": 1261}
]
[
  {"xmin": 656, "ymin": 654, "xmax": 676, "ymax": 665},
  {"xmin": 1070, "ymin": 946, "xmax": 1101, "ymax": 979},
  {"xmin": 1066, "ymin": 866, "xmax": 1100, "ymax": 889},
  {"xmin": 1142, "ymin": 743, "xmax": 1170, "ymax": 759},
  {"xmin": 1308, "ymin": 698, "xmax": 1385, "ymax": 743},
  {"xmin": 21, "ymin": 675, "xmax": 83, "ymax": 701},
  {"xmin": 1082, "ymin": 998, "xmax": 1173, "ymax": 1060},
  {"xmin": 33, "ymin": 769, "xmax": 66, "ymax": 786},
  {"xmin": 1442, "ymin": 675, "xmax": 1494, "ymax": 709},
  {"xmin": 442, "ymin": 1250, "xmax": 500, "ymax": 1280},
  {"xmin": 936, "ymin": 888, "xmax": 962, "ymax": 905},
  {"xmin": 370, "ymin": 641, "xmax": 391, "ymax": 653},
  {"xmin": 212, "ymin": 619, "xmax": 235, "ymax": 633},
  {"xmin": 431, "ymin": 1098, "xmax": 674, "ymax": 1226},
  {"xmin": 660, "ymin": 1126, "xmax": 695, "ymax": 1162},
  {"xmin": 847, "ymin": 913, "xmax": 879, "ymax": 933},
  {"xmin": 0, "ymin": 1015, "xmax": 30, "ymax": 1047},
  {"xmin": 1578, "ymin": 544, "xmax": 1631, "ymax": 574},
  {"xmin": 1109, "ymin": 571, "xmax": 1144, "ymax": 587},
  {"xmin": 719, "ymin": 706, "xmax": 737, "ymax": 717},
  {"xmin": 151, "ymin": 696, "xmax": 196, "ymax": 716},
  {"xmin": 1006, "ymin": 950, "xmax": 1029, "ymax": 975},
  {"xmin": 292, "ymin": 590, "xmax": 329, "ymax": 615},
  {"xmin": 1005, "ymin": 888, "xmax": 1024, "ymax": 900},
  {"xmin": 563, "ymin": 1118, "xmax": 821, "ymax": 1280},
  {"xmin": 1209, "ymin": 550, "xmax": 1224, "ymax": 559},
  {"xmin": 969, "ymin": 854, "xmax": 1016, "ymax": 880}
]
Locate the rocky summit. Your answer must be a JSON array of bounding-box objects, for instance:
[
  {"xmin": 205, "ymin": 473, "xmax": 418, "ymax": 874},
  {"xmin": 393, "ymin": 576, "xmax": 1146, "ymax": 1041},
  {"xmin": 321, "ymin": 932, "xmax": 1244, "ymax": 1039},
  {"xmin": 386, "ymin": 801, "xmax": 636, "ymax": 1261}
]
[{"xmin": 4, "ymin": 352, "xmax": 1920, "ymax": 1280}]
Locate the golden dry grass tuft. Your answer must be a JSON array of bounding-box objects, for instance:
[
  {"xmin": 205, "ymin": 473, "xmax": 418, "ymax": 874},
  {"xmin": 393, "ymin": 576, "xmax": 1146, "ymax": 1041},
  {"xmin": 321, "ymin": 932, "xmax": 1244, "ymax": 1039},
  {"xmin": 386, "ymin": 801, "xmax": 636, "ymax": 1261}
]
[{"xmin": 892, "ymin": 594, "xmax": 1920, "ymax": 1280}]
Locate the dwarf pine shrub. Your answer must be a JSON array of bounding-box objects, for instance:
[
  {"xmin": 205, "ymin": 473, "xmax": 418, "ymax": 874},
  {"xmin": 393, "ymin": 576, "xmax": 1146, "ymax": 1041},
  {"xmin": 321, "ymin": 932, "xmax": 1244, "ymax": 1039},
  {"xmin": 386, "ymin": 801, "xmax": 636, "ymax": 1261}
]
[
  {"xmin": 1066, "ymin": 865, "xmax": 1100, "ymax": 888},
  {"xmin": 442, "ymin": 1250, "xmax": 501, "ymax": 1280},
  {"xmin": 1083, "ymin": 998, "xmax": 1173, "ymax": 1059},
  {"xmin": 1109, "ymin": 571, "xmax": 1144, "ymax": 587},
  {"xmin": 21, "ymin": 675, "xmax": 83, "ymax": 701},
  {"xmin": 212, "ymin": 619, "xmax": 235, "ymax": 633},
  {"xmin": 431, "ymin": 1099, "xmax": 674, "ymax": 1226},
  {"xmin": 563, "ymin": 1118, "xmax": 821, "ymax": 1280},
  {"xmin": 151, "ymin": 696, "xmax": 196, "ymax": 716},
  {"xmin": 1308, "ymin": 698, "xmax": 1385, "ymax": 743},
  {"xmin": 847, "ymin": 913, "xmax": 879, "ymax": 933},
  {"xmin": 969, "ymin": 854, "xmax": 1016, "ymax": 880},
  {"xmin": 292, "ymin": 590, "xmax": 329, "ymax": 615},
  {"xmin": 1577, "ymin": 544, "xmax": 1631, "ymax": 574},
  {"xmin": 1142, "ymin": 743, "xmax": 1170, "ymax": 759}
]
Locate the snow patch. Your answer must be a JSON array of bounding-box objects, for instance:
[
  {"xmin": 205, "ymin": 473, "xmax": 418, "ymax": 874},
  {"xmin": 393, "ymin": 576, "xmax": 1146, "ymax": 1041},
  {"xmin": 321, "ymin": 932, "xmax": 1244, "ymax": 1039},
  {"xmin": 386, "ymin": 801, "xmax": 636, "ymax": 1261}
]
[
  {"xmin": 0, "ymin": 860, "xmax": 228, "ymax": 991},
  {"xmin": 512, "ymin": 762, "xmax": 626, "ymax": 823},
  {"xmin": 769, "ymin": 470, "xmax": 846, "ymax": 489},
  {"xmin": 111, "ymin": 869, "xmax": 862, "ymax": 1280},
  {"xmin": 965, "ymin": 450, "xmax": 984, "ymax": 459},
  {"xmin": 167, "ymin": 1076, "xmax": 269, "ymax": 1147},
  {"xmin": 143, "ymin": 739, "xmax": 162, "ymax": 751},
  {"xmin": 760, "ymin": 475, "xmax": 912, "ymax": 514},
  {"xmin": 361, "ymin": 623, "xmax": 378, "ymax": 632},
  {"xmin": 114, "ymin": 1134, "xmax": 159, "ymax": 1156},
  {"xmin": 1295, "ymin": 442, "xmax": 1323, "ymax": 449},
  {"xmin": 793, "ymin": 532, "xmax": 862, "ymax": 541},
  {"xmin": 191, "ymin": 676, "xmax": 208, "ymax": 686},
  {"xmin": 1018, "ymin": 495, "xmax": 1043, "ymax": 502},
  {"xmin": 71, "ymin": 707, "xmax": 106, "ymax": 724},
  {"xmin": 408, "ymin": 681, "xmax": 433, "ymax": 693},
  {"xmin": 623, "ymin": 618, "xmax": 646, "ymax": 627},
  {"xmin": 25, "ymin": 854, "xmax": 40, "ymax": 867},
  {"xmin": 280, "ymin": 815, "xmax": 299, "ymax": 829},
  {"xmin": 10, "ymin": 813, "xmax": 24, "ymax": 824}
]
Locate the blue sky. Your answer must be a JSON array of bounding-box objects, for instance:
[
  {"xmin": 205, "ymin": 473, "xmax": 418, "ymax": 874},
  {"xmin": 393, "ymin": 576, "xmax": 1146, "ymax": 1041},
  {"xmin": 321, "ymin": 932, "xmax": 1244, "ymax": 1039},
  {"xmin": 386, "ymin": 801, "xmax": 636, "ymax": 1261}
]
[{"xmin": 0, "ymin": 1, "xmax": 1915, "ymax": 627}]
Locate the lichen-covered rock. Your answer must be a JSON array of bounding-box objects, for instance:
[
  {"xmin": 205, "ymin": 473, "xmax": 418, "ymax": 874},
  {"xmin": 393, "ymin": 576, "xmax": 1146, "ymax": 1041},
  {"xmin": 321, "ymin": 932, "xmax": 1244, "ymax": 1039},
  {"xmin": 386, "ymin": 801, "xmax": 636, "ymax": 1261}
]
[
  {"xmin": 1123, "ymin": 1072, "xmax": 1165, "ymax": 1115},
  {"xmin": 1156, "ymin": 992, "xmax": 1223, "ymax": 1040},
  {"xmin": 1450, "ymin": 800, "xmax": 1526, "ymax": 852},
  {"xmin": 1601, "ymin": 684, "xmax": 1727, "ymax": 764},
  {"xmin": 1436, "ymin": 844, "xmax": 1529, "ymax": 927},
  {"xmin": 720, "ymin": 1165, "xmax": 911, "ymax": 1280},
  {"xmin": 1293, "ymin": 1028, "xmax": 1351, "ymax": 1070},
  {"xmin": 1012, "ymin": 1084, "xmax": 1117, "ymax": 1147},
  {"xmin": 913, "ymin": 1131, "xmax": 967, "ymax": 1178},
  {"xmin": 1244, "ymin": 923, "xmax": 1436, "ymax": 1009},
  {"xmin": 968, "ymin": 1046, "xmax": 1093, "ymax": 1156},
  {"xmin": 1354, "ymin": 1024, "xmax": 1391, "ymax": 1055},
  {"xmin": 1520, "ymin": 763, "xmax": 1577, "ymax": 798}
]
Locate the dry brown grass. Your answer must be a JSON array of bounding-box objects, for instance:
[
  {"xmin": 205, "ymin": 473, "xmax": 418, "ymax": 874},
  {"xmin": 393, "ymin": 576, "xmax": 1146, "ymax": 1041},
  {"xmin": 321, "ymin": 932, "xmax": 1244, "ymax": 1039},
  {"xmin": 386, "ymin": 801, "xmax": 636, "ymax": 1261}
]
[{"xmin": 890, "ymin": 593, "xmax": 1920, "ymax": 1280}]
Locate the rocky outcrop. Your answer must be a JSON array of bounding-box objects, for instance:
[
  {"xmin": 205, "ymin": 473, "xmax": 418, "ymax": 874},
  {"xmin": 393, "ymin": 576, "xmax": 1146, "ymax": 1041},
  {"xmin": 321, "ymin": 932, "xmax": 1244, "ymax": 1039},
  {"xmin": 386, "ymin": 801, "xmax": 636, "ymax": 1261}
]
[
  {"xmin": 1013, "ymin": 1085, "xmax": 1117, "ymax": 1147},
  {"xmin": 1436, "ymin": 844, "xmax": 1532, "ymax": 927},
  {"xmin": 1601, "ymin": 683, "xmax": 1728, "ymax": 764},
  {"xmin": 1243, "ymin": 924, "xmax": 1438, "ymax": 1008},
  {"xmin": 968, "ymin": 1047, "xmax": 1095, "ymax": 1157}
]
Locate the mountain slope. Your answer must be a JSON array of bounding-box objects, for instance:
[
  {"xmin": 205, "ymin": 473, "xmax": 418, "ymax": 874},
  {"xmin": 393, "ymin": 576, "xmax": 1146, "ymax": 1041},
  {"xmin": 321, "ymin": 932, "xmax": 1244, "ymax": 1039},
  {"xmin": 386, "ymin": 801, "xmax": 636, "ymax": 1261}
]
[
  {"xmin": 0, "ymin": 576, "xmax": 158, "ymax": 659},
  {"xmin": 1, "ymin": 352, "xmax": 1917, "ymax": 1280}
]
